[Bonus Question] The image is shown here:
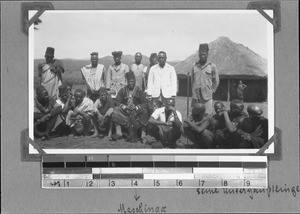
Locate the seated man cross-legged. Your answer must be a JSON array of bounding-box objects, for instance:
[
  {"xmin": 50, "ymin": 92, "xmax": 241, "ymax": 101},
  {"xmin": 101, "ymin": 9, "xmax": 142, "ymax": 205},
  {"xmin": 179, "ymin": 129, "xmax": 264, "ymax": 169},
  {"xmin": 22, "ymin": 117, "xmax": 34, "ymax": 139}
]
[
  {"xmin": 148, "ymin": 98, "xmax": 182, "ymax": 148},
  {"xmin": 183, "ymin": 103, "xmax": 214, "ymax": 148},
  {"xmin": 66, "ymin": 89, "xmax": 94, "ymax": 136},
  {"xmin": 111, "ymin": 71, "xmax": 148, "ymax": 142}
]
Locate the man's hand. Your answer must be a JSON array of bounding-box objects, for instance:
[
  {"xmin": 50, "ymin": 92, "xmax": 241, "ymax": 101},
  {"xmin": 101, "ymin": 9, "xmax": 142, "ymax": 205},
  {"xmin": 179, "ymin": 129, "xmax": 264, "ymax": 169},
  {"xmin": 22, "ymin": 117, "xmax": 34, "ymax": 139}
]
[
  {"xmin": 168, "ymin": 105, "xmax": 175, "ymax": 112},
  {"xmin": 166, "ymin": 121, "xmax": 173, "ymax": 126},
  {"xmin": 241, "ymin": 133, "xmax": 251, "ymax": 141}
]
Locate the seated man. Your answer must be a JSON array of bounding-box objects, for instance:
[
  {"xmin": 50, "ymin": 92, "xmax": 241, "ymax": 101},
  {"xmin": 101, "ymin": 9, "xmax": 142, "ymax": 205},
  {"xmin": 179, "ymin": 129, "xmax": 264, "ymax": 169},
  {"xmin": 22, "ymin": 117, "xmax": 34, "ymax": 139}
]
[
  {"xmin": 34, "ymin": 85, "xmax": 62, "ymax": 140},
  {"xmin": 66, "ymin": 89, "xmax": 94, "ymax": 136},
  {"xmin": 52, "ymin": 84, "xmax": 73, "ymax": 136},
  {"xmin": 91, "ymin": 87, "xmax": 115, "ymax": 138},
  {"xmin": 210, "ymin": 101, "xmax": 226, "ymax": 132},
  {"xmin": 213, "ymin": 99, "xmax": 248, "ymax": 148},
  {"xmin": 148, "ymin": 98, "xmax": 182, "ymax": 148},
  {"xmin": 183, "ymin": 103, "xmax": 214, "ymax": 148},
  {"xmin": 111, "ymin": 71, "xmax": 148, "ymax": 142},
  {"xmin": 236, "ymin": 105, "xmax": 268, "ymax": 148}
]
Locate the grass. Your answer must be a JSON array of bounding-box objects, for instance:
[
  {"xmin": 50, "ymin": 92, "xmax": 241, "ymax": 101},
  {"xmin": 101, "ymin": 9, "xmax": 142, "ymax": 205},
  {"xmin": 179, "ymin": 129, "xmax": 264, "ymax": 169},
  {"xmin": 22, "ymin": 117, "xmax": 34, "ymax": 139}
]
[{"xmin": 36, "ymin": 84, "xmax": 268, "ymax": 149}]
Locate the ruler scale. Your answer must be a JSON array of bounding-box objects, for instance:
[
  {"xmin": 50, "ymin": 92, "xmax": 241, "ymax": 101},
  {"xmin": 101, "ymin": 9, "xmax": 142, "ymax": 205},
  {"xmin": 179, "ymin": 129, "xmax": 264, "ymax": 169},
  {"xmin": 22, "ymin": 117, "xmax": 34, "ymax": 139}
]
[{"xmin": 42, "ymin": 155, "xmax": 268, "ymax": 188}]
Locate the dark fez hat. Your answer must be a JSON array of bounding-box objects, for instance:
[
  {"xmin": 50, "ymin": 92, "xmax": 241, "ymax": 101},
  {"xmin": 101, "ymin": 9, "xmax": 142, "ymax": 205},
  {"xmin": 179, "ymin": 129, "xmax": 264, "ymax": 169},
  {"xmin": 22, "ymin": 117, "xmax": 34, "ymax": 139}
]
[
  {"xmin": 150, "ymin": 53, "xmax": 157, "ymax": 59},
  {"xmin": 45, "ymin": 47, "xmax": 55, "ymax": 56},
  {"xmin": 90, "ymin": 52, "xmax": 99, "ymax": 56},
  {"xmin": 112, "ymin": 51, "xmax": 123, "ymax": 57},
  {"xmin": 199, "ymin": 43, "xmax": 209, "ymax": 53},
  {"xmin": 126, "ymin": 71, "xmax": 136, "ymax": 81}
]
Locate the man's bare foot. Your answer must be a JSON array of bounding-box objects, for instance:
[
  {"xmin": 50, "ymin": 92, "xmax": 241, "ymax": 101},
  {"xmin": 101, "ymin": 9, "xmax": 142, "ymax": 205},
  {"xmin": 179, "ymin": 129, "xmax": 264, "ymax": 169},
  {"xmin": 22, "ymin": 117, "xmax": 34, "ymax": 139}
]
[{"xmin": 90, "ymin": 133, "xmax": 99, "ymax": 138}]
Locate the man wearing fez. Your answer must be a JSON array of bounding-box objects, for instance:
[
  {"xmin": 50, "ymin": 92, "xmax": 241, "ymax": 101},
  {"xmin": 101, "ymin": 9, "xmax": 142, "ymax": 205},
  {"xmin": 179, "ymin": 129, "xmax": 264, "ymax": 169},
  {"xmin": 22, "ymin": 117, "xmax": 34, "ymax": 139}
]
[
  {"xmin": 130, "ymin": 52, "xmax": 146, "ymax": 91},
  {"xmin": 106, "ymin": 51, "xmax": 129, "ymax": 99},
  {"xmin": 213, "ymin": 99, "xmax": 248, "ymax": 148},
  {"xmin": 34, "ymin": 85, "xmax": 62, "ymax": 140},
  {"xmin": 183, "ymin": 103, "xmax": 214, "ymax": 148},
  {"xmin": 111, "ymin": 71, "xmax": 148, "ymax": 142},
  {"xmin": 147, "ymin": 51, "xmax": 177, "ymax": 106},
  {"xmin": 91, "ymin": 87, "xmax": 115, "ymax": 138},
  {"xmin": 81, "ymin": 52, "xmax": 106, "ymax": 102},
  {"xmin": 66, "ymin": 89, "xmax": 94, "ymax": 136},
  {"xmin": 148, "ymin": 98, "xmax": 182, "ymax": 148},
  {"xmin": 38, "ymin": 47, "xmax": 65, "ymax": 99},
  {"xmin": 236, "ymin": 105, "xmax": 268, "ymax": 148},
  {"xmin": 191, "ymin": 43, "xmax": 219, "ymax": 115}
]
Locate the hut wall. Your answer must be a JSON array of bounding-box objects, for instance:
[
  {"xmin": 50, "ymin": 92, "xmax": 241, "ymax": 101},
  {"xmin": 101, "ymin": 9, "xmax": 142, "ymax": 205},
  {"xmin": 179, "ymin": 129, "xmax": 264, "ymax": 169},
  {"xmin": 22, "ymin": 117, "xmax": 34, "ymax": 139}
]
[
  {"xmin": 213, "ymin": 78, "xmax": 267, "ymax": 102},
  {"xmin": 177, "ymin": 76, "xmax": 267, "ymax": 102}
]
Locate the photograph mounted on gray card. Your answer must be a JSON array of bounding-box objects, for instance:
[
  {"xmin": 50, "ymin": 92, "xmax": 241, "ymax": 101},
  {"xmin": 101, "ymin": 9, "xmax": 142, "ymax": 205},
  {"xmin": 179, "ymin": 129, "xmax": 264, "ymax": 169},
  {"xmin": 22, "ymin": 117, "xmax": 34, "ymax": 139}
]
[{"xmin": 27, "ymin": 9, "xmax": 276, "ymax": 155}]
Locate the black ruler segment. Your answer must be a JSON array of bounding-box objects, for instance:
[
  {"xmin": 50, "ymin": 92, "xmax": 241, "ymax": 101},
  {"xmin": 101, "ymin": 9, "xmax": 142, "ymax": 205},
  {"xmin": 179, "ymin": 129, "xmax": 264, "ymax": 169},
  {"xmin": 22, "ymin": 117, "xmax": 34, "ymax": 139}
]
[
  {"xmin": 101, "ymin": 174, "xmax": 143, "ymax": 179},
  {"xmin": 198, "ymin": 162, "xmax": 220, "ymax": 167},
  {"xmin": 93, "ymin": 174, "xmax": 101, "ymax": 179},
  {"xmin": 243, "ymin": 162, "xmax": 267, "ymax": 168},
  {"xmin": 66, "ymin": 162, "xmax": 86, "ymax": 168},
  {"xmin": 154, "ymin": 162, "xmax": 176, "ymax": 167},
  {"xmin": 108, "ymin": 162, "xmax": 131, "ymax": 167},
  {"xmin": 131, "ymin": 161, "xmax": 154, "ymax": 167},
  {"xmin": 219, "ymin": 162, "xmax": 243, "ymax": 167},
  {"xmin": 86, "ymin": 162, "xmax": 109, "ymax": 167},
  {"xmin": 175, "ymin": 162, "xmax": 198, "ymax": 167},
  {"xmin": 43, "ymin": 162, "xmax": 64, "ymax": 168}
]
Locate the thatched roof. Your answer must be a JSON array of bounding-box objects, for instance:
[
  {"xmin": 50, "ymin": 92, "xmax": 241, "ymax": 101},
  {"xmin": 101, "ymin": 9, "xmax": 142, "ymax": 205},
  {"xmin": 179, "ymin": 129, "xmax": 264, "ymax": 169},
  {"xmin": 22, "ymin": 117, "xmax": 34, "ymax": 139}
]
[{"xmin": 175, "ymin": 36, "xmax": 268, "ymax": 79}]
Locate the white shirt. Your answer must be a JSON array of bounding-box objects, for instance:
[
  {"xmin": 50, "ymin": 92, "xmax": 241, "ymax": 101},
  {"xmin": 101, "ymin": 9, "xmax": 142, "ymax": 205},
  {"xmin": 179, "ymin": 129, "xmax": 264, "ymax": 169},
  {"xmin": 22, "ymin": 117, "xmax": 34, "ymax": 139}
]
[
  {"xmin": 147, "ymin": 63, "xmax": 177, "ymax": 98},
  {"xmin": 151, "ymin": 107, "xmax": 182, "ymax": 123}
]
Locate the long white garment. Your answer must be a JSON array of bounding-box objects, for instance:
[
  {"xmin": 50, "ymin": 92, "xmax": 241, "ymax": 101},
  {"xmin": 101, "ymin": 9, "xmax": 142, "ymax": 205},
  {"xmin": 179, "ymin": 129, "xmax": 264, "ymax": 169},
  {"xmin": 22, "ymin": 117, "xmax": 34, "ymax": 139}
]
[
  {"xmin": 40, "ymin": 64, "xmax": 62, "ymax": 99},
  {"xmin": 81, "ymin": 64, "xmax": 105, "ymax": 91},
  {"xmin": 147, "ymin": 63, "xmax": 177, "ymax": 98}
]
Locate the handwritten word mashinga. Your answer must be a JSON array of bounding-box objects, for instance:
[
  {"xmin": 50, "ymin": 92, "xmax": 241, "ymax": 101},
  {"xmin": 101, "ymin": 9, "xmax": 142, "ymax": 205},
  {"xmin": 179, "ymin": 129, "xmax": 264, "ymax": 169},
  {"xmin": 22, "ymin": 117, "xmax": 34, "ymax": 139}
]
[
  {"xmin": 196, "ymin": 184, "xmax": 300, "ymax": 199},
  {"xmin": 118, "ymin": 202, "xmax": 167, "ymax": 214}
]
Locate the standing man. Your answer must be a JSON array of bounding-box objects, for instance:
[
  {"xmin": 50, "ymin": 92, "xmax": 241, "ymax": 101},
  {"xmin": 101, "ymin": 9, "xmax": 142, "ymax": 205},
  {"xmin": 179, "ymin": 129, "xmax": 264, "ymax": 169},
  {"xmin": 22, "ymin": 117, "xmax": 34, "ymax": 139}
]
[
  {"xmin": 237, "ymin": 80, "xmax": 247, "ymax": 102},
  {"xmin": 144, "ymin": 53, "xmax": 158, "ymax": 92},
  {"xmin": 106, "ymin": 51, "xmax": 129, "ymax": 99},
  {"xmin": 81, "ymin": 52, "xmax": 105, "ymax": 102},
  {"xmin": 130, "ymin": 52, "xmax": 146, "ymax": 91},
  {"xmin": 38, "ymin": 47, "xmax": 65, "ymax": 100},
  {"xmin": 147, "ymin": 51, "xmax": 177, "ymax": 106},
  {"xmin": 191, "ymin": 43, "xmax": 219, "ymax": 115}
]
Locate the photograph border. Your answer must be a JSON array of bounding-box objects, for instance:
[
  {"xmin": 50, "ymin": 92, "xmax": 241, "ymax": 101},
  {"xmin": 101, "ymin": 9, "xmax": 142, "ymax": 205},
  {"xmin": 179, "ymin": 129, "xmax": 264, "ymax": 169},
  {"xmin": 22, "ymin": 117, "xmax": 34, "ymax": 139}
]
[{"xmin": 23, "ymin": 2, "xmax": 279, "ymax": 157}]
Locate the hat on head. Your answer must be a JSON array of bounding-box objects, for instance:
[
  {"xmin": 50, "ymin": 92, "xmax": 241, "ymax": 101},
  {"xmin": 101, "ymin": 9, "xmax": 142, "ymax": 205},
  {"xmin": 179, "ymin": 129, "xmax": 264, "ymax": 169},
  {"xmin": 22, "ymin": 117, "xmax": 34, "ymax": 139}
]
[
  {"xmin": 45, "ymin": 47, "xmax": 55, "ymax": 56},
  {"xmin": 165, "ymin": 98, "xmax": 175, "ymax": 107},
  {"xmin": 98, "ymin": 87, "xmax": 108, "ymax": 95},
  {"xmin": 126, "ymin": 71, "xmax": 136, "ymax": 81},
  {"xmin": 150, "ymin": 53, "xmax": 157, "ymax": 59},
  {"xmin": 90, "ymin": 52, "xmax": 99, "ymax": 57},
  {"xmin": 36, "ymin": 85, "xmax": 47, "ymax": 97},
  {"xmin": 112, "ymin": 51, "xmax": 123, "ymax": 57},
  {"xmin": 199, "ymin": 43, "xmax": 209, "ymax": 53},
  {"xmin": 58, "ymin": 84, "xmax": 69, "ymax": 96}
]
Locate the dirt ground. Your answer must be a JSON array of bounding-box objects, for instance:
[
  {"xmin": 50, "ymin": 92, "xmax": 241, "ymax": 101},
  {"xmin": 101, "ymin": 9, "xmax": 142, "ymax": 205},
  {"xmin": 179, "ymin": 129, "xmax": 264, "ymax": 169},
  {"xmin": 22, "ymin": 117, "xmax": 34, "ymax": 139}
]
[{"xmin": 37, "ymin": 93, "xmax": 268, "ymax": 150}]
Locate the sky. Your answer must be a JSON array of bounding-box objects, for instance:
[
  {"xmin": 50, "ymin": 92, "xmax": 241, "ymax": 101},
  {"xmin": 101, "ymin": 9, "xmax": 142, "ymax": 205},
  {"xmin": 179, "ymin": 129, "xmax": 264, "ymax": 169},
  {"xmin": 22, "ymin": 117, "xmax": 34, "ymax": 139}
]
[{"xmin": 31, "ymin": 10, "xmax": 272, "ymax": 61}]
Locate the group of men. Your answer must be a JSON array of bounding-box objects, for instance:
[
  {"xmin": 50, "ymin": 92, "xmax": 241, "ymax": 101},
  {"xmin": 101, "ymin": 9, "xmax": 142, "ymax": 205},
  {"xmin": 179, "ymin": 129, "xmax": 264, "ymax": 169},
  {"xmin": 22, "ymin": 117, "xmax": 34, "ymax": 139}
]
[{"xmin": 34, "ymin": 44, "xmax": 268, "ymax": 149}]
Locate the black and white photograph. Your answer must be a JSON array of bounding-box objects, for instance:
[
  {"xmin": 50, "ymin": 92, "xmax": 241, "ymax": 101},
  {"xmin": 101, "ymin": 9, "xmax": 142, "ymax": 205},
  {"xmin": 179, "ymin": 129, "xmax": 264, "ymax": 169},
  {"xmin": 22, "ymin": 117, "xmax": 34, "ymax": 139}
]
[{"xmin": 29, "ymin": 10, "xmax": 274, "ymax": 154}]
